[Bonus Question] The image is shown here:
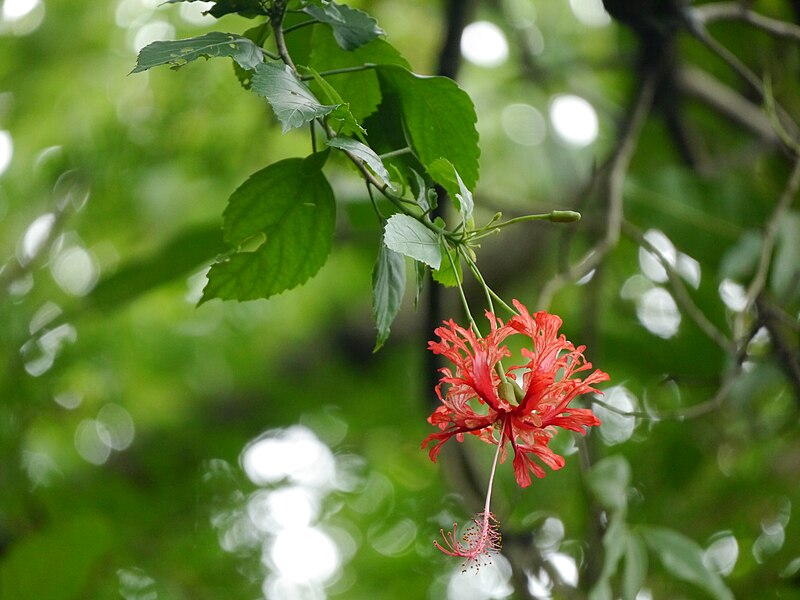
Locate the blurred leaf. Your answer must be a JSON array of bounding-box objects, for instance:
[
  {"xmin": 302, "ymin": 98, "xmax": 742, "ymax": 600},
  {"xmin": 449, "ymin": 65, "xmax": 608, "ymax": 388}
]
[
  {"xmin": 372, "ymin": 244, "xmax": 405, "ymax": 351},
  {"xmin": 86, "ymin": 223, "xmax": 225, "ymax": 311},
  {"xmin": 164, "ymin": 0, "xmax": 267, "ymax": 18},
  {"xmin": 623, "ymin": 531, "xmax": 649, "ymax": 600},
  {"xmin": 719, "ymin": 230, "xmax": 761, "ymax": 281},
  {"xmin": 251, "ymin": 62, "xmax": 338, "ymax": 133},
  {"xmin": 427, "ymin": 157, "xmax": 473, "ymax": 224},
  {"xmin": 304, "ymin": 1, "xmax": 384, "ymax": 50},
  {"xmin": 309, "ymin": 29, "xmax": 409, "ymax": 122},
  {"xmin": 0, "ymin": 515, "xmax": 112, "ymax": 600},
  {"xmin": 771, "ymin": 211, "xmax": 800, "ymax": 300},
  {"xmin": 376, "ymin": 65, "xmax": 480, "ymax": 191},
  {"xmin": 132, "ymin": 32, "xmax": 264, "ymax": 73},
  {"xmin": 383, "ymin": 214, "xmax": 441, "ymax": 269},
  {"xmin": 587, "ymin": 454, "xmax": 631, "ymax": 512},
  {"xmin": 327, "ymin": 136, "xmax": 393, "ymax": 189},
  {"xmin": 641, "ymin": 526, "xmax": 734, "ymax": 600},
  {"xmin": 590, "ymin": 512, "xmax": 628, "ymax": 600},
  {"xmin": 203, "ymin": 153, "xmax": 335, "ymax": 302},
  {"xmin": 414, "ymin": 259, "xmax": 426, "ymax": 310},
  {"xmin": 431, "ymin": 238, "xmax": 461, "ymax": 287}
]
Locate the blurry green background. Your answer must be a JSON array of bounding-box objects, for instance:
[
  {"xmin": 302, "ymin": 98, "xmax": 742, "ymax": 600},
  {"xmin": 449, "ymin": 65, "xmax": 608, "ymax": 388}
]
[{"xmin": 1, "ymin": 0, "xmax": 799, "ymax": 598}]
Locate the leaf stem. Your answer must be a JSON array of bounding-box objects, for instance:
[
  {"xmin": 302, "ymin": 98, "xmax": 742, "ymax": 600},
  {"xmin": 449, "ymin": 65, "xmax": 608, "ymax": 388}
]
[
  {"xmin": 282, "ymin": 19, "xmax": 318, "ymax": 35},
  {"xmin": 299, "ymin": 63, "xmax": 378, "ymax": 80}
]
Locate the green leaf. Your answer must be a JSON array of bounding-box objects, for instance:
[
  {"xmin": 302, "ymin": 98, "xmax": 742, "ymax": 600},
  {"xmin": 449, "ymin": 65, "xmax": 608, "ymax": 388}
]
[
  {"xmin": 327, "ymin": 136, "xmax": 394, "ymax": 189},
  {"xmin": 309, "ymin": 28, "xmax": 409, "ymax": 122},
  {"xmin": 131, "ymin": 32, "xmax": 264, "ymax": 73},
  {"xmin": 372, "ymin": 244, "xmax": 406, "ymax": 351},
  {"xmin": 0, "ymin": 514, "xmax": 112, "ymax": 600},
  {"xmin": 377, "ymin": 65, "xmax": 480, "ymax": 190},
  {"xmin": 304, "ymin": 1, "xmax": 384, "ymax": 50},
  {"xmin": 304, "ymin": 67, "xmax": 366, "ymax": 140},
  {"xmin": 641, "ymin": 526, "xmax": 734, "ymax": 600},
  {"xmin": 164, "ymin": 0, "xmax": 267, "ymax": 18},
  {"xmin": 590, "ymin": 512, "xmax": 628, "ymax": 600},
  {"xmin": 233, "ymin": 23, "xmax": 271, "ymax": 90},
  {"xmin": 771, "ymin": 211, "xmax": 800, "ymax": 300},
  {"xmin": 251, "ymin": 62, "xmax": 338, "ymax": 133},
  {"xmin": 85, "ymin": 223, "xmax": 225, "ymax": 312},
  {"xmin": 414, "ymin": 259, "xmax": 426, "ymax": 310},
  {"xmin": 587, "ymin": 454, "xmax": 631, "ymax": 512},
  {"xmin": 428, "ymin": 157, "xmax": 474, "ymax": 224},
  {"xmin": 623, "ymin": 531, "xmax": 649, "ymax": 600},
  {"xmin": 431, "ymin": 238, "xmax": 461, "ymax": 287},
  {"xmin": 202, "ymin": 153, "xmax": 335, "ymax": 302},
  {"xmin": 383, "ymin": 214, "xmax": 441, "ymax": 269}
]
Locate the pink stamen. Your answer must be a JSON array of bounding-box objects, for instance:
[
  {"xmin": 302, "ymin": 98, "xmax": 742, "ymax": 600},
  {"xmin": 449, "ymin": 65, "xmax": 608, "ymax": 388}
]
[{"xmin": 434, "ymin": 431, "xmax": 504, "ymax": 570}]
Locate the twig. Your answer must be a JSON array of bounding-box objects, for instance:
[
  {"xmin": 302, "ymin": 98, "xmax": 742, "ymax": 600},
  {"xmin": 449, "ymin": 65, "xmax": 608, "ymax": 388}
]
[
  {"xmin": 676, "ymin": 66, "xmax": 779, "ymax": 144},
  {"xmin": 537, "ymin": 72, "xmax": 658, "ymax": 310},
  {"xmin": 736, "ymin": 157, "xmax": 800, "ymax": 340},
  {"xmin": 692, "ymin": 2, "xmax": 800, "ymax": 42}
]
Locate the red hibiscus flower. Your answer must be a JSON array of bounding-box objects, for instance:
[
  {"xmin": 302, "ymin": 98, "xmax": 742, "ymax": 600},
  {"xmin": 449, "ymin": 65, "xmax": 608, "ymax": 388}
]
[{"xmin": 422, "ymin": 300, "xmax": 609, "ymax": 488}]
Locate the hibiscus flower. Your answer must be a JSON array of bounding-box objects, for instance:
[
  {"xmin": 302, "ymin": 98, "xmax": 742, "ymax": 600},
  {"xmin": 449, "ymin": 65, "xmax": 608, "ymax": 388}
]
[{"xmin": 422, "ymin": 300, "xmax": 608, "ymax": 488}]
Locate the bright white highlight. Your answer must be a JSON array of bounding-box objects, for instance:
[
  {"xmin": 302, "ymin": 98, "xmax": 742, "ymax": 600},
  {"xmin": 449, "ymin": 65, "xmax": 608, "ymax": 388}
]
[
  {"xmin": 241, "ymin": 426, "xmax": 336, "ymax": 489},
  {"xmin": 639, "ymin": 229, "xmax": 676, "ymax": 283},
  {"xmin": 179, "ymin": 1, "xmax": 214, "ymax": 25},
  {"xmin": 569, "ymin": 0, "xmax": 611, "ymax": 27},
  {"xmin": 269, "ymin": 527, "xmax": 339, "ymax": 583},
  {"xmin": 594, "ymin": 386, "xmax": 637, "ymax": 445},
  {"xmin": 1, "ymin": 0, "xmax": 44, "ymax": 34},
  {"xmin": 21, "ymin": 213, "xmax": 55, "ymax": 263},
  {"xmin": 550, "ymin": 94, "xmax": 599, "ymax": 147},
  {"xmin": 719, "ymin": 279, "xmax": 747, "ymax": 312},
  {"xmin": 51, "ymin": 245, "xmax": 99, "ymax": 296},
  {"xmin": 501, "ymin": 104, "xmax": 546, "ymax": 146},
  {"xmin": 639, "ymin": 229, "xmax": 701, "ymax": 288},
  {"xmin": 704, "ymin": 532, "xmax": 739, "ymax": 576},
  {"xmin": 131, "ymin": 20, "xmax": 175, "ymax": 53},
  {"xmin": 637, "ymin": 287, "xmax": 681, "ymax": 338},
  {"xmin": 447, "ymin": 552, "xmax": 513, "ymax": 600},
  {"xmin": 0, "ymin": 130, "xmax": 12, "ymax": 176},
  {"xmin": 461, "ymin": 21, "xmax": 509, "ymax": 67}
]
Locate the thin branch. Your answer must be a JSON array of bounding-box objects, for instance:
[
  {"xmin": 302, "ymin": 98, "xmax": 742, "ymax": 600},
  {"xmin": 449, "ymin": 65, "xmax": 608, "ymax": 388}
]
[
  {"xmin": 676, "ymin": 66, "xmax": 779, "ymax": 144},
  {"xmin": 736, "ymin": 157, "xmax": 800, "ymax": 339},
  {"xmin": 692, "ymin": 2, "xmax": 800, "ymax": 42},
  {"xmin": 537, "ymin": 72, "xmax": 658, "ymax": 310}
]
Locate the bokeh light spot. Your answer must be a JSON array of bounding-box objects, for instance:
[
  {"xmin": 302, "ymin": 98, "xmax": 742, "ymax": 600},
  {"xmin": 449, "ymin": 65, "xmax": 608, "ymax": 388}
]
[
  {"xmin": 637, "ymin": 287, "xmax": 681, "ymax": 338},
  {"xmin": 569, "ymin": 0, "xmax": 611, "ymax": 27},
  {"xmin": 501, "ymin": 103, "xmax": 546, "ymax": 146},
  {"xmin": 461, "ymin": 21, "xmax": 509, "ymax": 67},
  {"xmin": 0, "ymin": 130, "xmax": 12, "ymax": 175},
  {"xmin": 549, "ymin": 94, "xmax": 598, "ymax": 147}
]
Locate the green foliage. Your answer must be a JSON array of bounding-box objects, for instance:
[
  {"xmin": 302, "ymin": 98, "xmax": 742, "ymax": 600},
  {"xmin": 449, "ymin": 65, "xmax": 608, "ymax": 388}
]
[
  {"xmin": 0, "ymin": 515, "xmax": 113, "ymax": 600},
  {"xmin": 203, "ymin": 153, "xmax": 335, "ymax": 301},
  {"xmin": 165, "ymin": 0, "xmax": 268, "ymax": 18},
  {"xmin": 132, "ymin": 32, "xmax": 264, "ymax": 73},
  {"xmin": 376, "ymin": 65, "xmax": 480, "ymax": 190},
  {"xmin": 371, "ymin": 244, "xmax": 405, "ymax": 351},
  {"xmin": 303, "ymin": 1, "xmax": 384, "ymax": 51},
  {"xmin": 641, "ymin": 526, "xmax": 734, "ymax": 600},
  {"xmin": 3, "ymin": 0, "xmax": 799, "ymax": 599},
  {"xmin": 251, "ymin": 62, "xmax": 338, "ymax": 133},
  {"xmin": 307, "ymin": 32, "xmax": 410, "ymax": 122},
  {"xmin": 382, "ymin": 214, "xmax": 441, "ymax": 270},
  {"xmin": 327, "ymin": 135, "xmax": 393, "ymax": 188}
]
